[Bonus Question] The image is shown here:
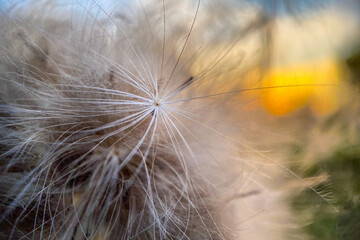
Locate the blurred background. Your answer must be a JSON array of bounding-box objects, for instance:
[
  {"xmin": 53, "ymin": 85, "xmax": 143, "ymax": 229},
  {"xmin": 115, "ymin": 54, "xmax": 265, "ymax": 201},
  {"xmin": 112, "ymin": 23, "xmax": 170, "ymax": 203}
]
[{"xmin": 244, "ymin": 1, "xmax": 360, "ymax": 239}]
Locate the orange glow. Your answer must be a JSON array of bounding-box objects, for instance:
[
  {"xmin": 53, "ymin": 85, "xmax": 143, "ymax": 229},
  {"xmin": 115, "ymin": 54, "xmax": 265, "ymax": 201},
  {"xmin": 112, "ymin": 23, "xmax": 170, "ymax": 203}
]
[{"xmin": 261, "ymin": 58, "xmax": 346, "ymax": 116}]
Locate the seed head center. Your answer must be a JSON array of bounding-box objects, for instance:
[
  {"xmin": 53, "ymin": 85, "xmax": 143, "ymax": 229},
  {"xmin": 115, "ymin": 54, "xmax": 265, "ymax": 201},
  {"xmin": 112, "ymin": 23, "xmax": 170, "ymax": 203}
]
[{"xmin": 153, "ymin": 98, "xmax": 161, "ymax": 107}]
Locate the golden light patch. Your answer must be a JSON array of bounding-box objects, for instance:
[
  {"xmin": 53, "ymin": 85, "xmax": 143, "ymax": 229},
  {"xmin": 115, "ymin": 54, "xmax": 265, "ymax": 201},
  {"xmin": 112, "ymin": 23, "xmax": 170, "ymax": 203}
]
[
  {"xmin": 261, "ymin": 58, "xmax": 346, "ymax": 116},
  {"xmin": 190, "ymin": 47, "xmax": 348, "ymax": 117}
]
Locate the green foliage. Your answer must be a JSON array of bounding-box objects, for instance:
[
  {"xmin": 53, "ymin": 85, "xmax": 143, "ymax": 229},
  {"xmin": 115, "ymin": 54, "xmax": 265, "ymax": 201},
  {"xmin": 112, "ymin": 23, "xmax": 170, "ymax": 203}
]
[{"xmin": 292, "ymin": 142, "xmax": 360, "ymax": 240}]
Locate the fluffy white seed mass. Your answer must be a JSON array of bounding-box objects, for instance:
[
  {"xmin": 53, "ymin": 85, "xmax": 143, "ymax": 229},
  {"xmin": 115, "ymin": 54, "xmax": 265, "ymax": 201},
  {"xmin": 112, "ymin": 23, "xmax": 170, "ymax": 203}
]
[{"xmin": 0, "ymin": 0, "xmax": 330, "ymax": 239}]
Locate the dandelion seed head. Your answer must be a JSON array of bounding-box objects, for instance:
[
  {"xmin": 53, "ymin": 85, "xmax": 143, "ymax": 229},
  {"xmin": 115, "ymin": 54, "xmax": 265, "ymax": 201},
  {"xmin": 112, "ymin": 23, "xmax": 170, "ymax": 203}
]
[{"xmin": 0, "ymin": 0, "xmax": 342, "ymax": 239}]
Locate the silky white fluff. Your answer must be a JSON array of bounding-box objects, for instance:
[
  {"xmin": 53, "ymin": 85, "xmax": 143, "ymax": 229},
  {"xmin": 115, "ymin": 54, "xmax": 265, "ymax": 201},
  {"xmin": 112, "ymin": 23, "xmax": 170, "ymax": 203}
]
[{"xmin": 0, "ymin": 0, "xmax": 322, "ymax": 239}]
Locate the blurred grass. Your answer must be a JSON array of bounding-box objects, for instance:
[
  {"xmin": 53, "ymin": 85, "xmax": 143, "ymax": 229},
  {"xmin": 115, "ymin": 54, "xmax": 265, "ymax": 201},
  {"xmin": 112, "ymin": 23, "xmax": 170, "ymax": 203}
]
[
  {"xmin": 291, "ymin": 50, "xmax": 360, "ymax": 240},
  {"xmin": 292, "ymin": 142, "xmax": 360, "ymax": 239}
]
